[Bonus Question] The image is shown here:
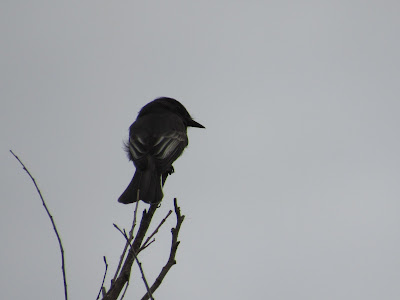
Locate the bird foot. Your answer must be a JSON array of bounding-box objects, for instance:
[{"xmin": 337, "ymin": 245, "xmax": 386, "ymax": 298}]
[{"xmin": 167, "ymin": 166, "xmax": 175, "ymax": 175}]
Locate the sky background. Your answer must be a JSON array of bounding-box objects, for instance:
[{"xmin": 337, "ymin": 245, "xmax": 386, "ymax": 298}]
[{"xmin": 1, "ymin": 1, "xmax": 400, "ymax": 299}]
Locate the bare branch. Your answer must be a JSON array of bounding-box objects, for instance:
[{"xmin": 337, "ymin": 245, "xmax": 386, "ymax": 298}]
[
  {"xmin": 96, "ymin": 256, "xmax": 108, "ymax": 300},
  {"xmin": 120, "ymin": 281, "xmax": 129, "ymax": 300},
  {"xmin": 139, "ymin": 209, "xmax": 173, "ymax": 252},
  {"xmin": 141, "ymin": 198, "xmax": 185, "ymax": 300},
  {"xmin": 139, "ymin": 238, "xmax": 155, "ymax": 252},
  {"xmin": 102, "ymin": 204, "xmax": 158, "ymax": 300},
  {"xmin": 113, "ymin": 223, "xmax": 154, "ymax": 300},
  {"xmin": 112, "ymin": 192, "xmax": 140, "ymax": 284},
  {"xmin": 131, "ymin": 190, "xmax": 140, "ymax": 234},
  {"xmin": 10, "ymin": 150, "xmax": 68, "ymax": 300}
]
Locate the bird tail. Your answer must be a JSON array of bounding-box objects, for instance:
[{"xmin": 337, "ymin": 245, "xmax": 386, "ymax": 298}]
[{"xmin": 118, "ymin": 167, "xmax": 163, "ymax": 204}]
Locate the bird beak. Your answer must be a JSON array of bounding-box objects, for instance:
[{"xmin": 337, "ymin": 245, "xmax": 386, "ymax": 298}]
[{"xmin": 187, "ymin": 119, "xmax": 205, "ymax": 128}]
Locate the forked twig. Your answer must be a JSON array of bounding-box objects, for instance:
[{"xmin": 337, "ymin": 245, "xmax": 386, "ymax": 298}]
[
  {"xmin": 112, "ymin": 198, "xmax": 140, "ymax": 284},
  {"xmin": 139, "ymin": 209, "xmax": 173, "ymax": 252},
  {"xmin": 10, "ymin": 150, "xmax": 68, "ymax": 300},
  {"xmin": 141, "ymin": 198, "xmax": 185, "ymax": 300},
  {"xmin": 102, "ymin": 204, "xmax": 158, "ymax": 300},
  {"xmin": 113, "ymin": 224, "xmax": 154, "ymax": 300}
]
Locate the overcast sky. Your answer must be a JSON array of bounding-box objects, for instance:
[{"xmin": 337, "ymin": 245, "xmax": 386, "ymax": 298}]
[{"xmin": 1, "ymin": 1, "xmax": 400, "ymax": 299}]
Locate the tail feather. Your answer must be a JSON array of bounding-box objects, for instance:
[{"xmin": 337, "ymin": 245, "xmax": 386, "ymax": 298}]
[{"xmin": 118, "ymin": 169, "xmax": 163, "ymax": 204}]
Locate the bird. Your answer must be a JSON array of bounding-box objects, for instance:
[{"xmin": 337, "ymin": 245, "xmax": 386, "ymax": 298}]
[{"xmin": 118, "ymin": 97, "xmax": 205, "ymax": 204}]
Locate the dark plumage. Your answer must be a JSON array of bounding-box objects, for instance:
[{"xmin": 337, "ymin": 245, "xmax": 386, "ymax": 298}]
[{"xmin": 118, "ymin": 97, "xmax": 205, "ymax": 204}]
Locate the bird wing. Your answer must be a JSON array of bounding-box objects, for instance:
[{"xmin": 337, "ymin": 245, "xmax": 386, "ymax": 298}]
[
  {"xmin": 128, "ymin": 129, "xmax": 187, "ymax": 173},
  {"xmin": 151, "ymin": 130, "xmax": 187, "ymax": 170}
]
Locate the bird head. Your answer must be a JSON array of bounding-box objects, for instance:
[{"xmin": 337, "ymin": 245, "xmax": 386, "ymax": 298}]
[{"xmin": 139, "ymin": 97, "xmax": 205, "ymax": 128}]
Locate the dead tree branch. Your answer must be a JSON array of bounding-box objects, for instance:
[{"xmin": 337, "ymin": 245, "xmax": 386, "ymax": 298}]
[
  {"xmin": 139, "ymin": 209, "xmax": 172, "ymax": 252},
  {"xmin": 10, "ymin": 150, "xmax": 68, "ymax": 300},
  {"xmin": 112, "ymin": 199, "xmax": 140, "ymax": 284},
  {"xmin": 113, "ymin": 224, "xmax": 154, "ymax": 300},
  {"xmin": 102, "ymin": 204, "xmax": 158, "ymax": 300},
  {"xmin": 96, "ymin": 256, "xmax": 108, "ymax": 300},
  {"xmin": 141, "ymin": 198, "xmax": 185, "ymax": 300}
]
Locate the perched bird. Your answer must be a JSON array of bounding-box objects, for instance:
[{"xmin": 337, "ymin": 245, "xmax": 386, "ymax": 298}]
[{"xmin": 118, "ymin": 97, "xmax": 205, "ymax": 204}]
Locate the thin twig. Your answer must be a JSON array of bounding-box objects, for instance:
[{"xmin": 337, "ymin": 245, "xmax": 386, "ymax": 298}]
[
  {"xmin": 131, "ymin": 190, "xmax": 140, "ymax": 234},
  {"xmin": 113, "ymin": 224, "xmax": 154, "ymax": 300},
  {"xmin": 111, "ymin": 240, "xmax": 129, "ymax": 286},
  {"xmin": 139, "ymin": 209, "xmax": 172, "ymax": 252},
  {"xmin": 112, "ymin": 198, "xmax": 140, "ymax": 284},
  {"xmin": 10, "ymin": 150, "xmax": 68, "ymax": 300},
  {"xmin": 120, "ymin": 281, "xmax": 129, "ymax": 300},
  {"xmin": 141, "ymin": 198, "xmax": 185, "ymax": 300},
  {"xmin": 102, "ymin": 204, "xmax": 158, "ymax": 300},
  {"xmin": 140, "ymin": 238, "xmax": 155, "ymax": 252},
  {"xmin": 96, "ymin": 256, "xmax": 108, "ymax": 300}
]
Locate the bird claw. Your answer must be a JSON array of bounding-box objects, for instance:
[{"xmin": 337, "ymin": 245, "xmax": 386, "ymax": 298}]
[{"xmin": 167, "ymin": 166, "xmax": 175, "ymax": 175}]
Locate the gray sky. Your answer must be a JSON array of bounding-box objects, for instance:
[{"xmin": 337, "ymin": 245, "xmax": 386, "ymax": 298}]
[{"xmin": 1, "ymin": 1, "xmax": 400, "ymax": 299}]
